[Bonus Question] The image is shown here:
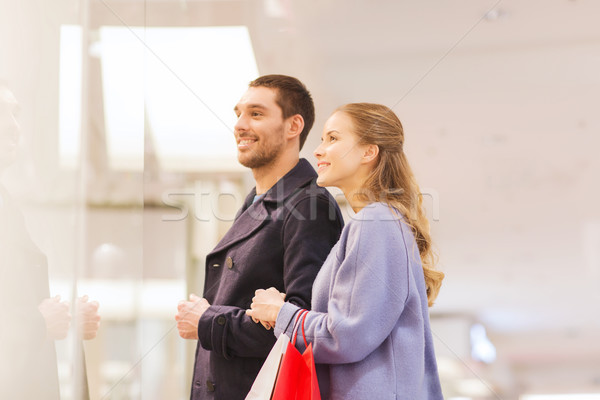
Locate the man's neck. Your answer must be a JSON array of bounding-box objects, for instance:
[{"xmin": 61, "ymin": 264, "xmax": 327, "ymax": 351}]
[{"xmin": 252, "ymin": 153, "xmax": 300, "ymax": 195}]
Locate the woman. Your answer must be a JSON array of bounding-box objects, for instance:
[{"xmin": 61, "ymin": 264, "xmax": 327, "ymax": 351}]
[{"xmin": 246, "ymin": 103, "xmax": 445, "ymax": 400}]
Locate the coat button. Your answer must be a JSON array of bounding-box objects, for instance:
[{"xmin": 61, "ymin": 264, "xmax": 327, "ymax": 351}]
[
  {"xmin": 217, "ymin": 316, "xmax": 226, "ymax": 326},
  {"xmin": 225, "ymin": 256, "xmax": 234, "ymax": 269},
  {"xmin": 206, "ymin": 380, "xmax": 215, "ymax": 392}
]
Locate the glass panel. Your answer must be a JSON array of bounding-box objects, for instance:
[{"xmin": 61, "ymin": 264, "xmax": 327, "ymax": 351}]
[{"xmin": 1, "ymin": 1, "xmax": 96, "ymax": 399}]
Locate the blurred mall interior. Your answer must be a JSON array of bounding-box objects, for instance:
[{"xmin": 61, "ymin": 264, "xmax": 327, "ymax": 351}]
[{"xmin": 1, "ymin": 0, "xmax": 599, "ymax": 399}]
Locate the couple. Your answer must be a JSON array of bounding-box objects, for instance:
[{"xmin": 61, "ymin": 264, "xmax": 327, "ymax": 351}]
[{"xmin": 175, "ymin": 75, "xmax": 445, "ymax": 400}]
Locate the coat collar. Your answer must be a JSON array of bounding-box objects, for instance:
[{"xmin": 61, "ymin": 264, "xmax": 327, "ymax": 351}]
[
  {"xmin": 261, "ymin": 158, "xmax": 317, "ymax": 203},
  {"xmin": 239, "ymin": 158, "xmax": 317, "ymax": 210},
  {"xmin": 208, "ymin": 158, "xmax": 317, "ymax": 256}
]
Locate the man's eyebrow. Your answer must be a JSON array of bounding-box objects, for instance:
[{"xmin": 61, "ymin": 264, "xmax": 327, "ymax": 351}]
[
  {"xmin": 246, "ymin": 104, "xmax": 267, "ymax": 110},
  {"xmin": 234, "ymin": 103, "xmax": 267, "ymax": 112}
]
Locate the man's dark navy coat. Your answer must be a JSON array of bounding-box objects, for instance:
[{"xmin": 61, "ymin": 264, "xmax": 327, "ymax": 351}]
[{"xmin": 191, "ymin": 159, "xmax": 344, "ymax": 399}]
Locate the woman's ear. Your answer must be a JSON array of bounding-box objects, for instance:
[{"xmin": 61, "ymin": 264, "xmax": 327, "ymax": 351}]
[
  {"xmin": 362, "ymin": 144, "xmax": 379, "ymax": 164},
  {"xmin": 286, "ymin": 114, "xmax": 305, "ymax": 141}
]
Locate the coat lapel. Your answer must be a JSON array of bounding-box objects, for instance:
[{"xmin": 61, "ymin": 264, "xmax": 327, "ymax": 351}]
[
  {"xmin": 208, "ymin": 199, "xmax": 269, "ymax": 255},
  {"xmin": 207, "ymin": 159, "xmax": 317, "ymax": 256}
]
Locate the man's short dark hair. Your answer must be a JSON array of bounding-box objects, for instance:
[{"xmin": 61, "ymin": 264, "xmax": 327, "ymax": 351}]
[{"xmin": 249, "ymin": 75, "xmax": 315, "ymax": 150}]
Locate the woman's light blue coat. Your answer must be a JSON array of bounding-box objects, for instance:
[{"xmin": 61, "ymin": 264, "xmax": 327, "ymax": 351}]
[{"xmin": 274, "ymin": 202, "xmax": 444, "ymax": 400}]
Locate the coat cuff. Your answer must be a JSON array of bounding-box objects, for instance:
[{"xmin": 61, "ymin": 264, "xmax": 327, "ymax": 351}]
[
  {"xmin": 197, "ymin": 305, "xmax": 232, "ymax": 360},
  {"xmin": 274, "ymin": 302, "xmax": 302, "ymax": 338}
]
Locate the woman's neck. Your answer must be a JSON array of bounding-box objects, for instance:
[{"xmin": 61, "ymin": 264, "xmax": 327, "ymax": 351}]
[{"xmin": 342, "ymin": 186, "xmax": 372, "ymax": 214}]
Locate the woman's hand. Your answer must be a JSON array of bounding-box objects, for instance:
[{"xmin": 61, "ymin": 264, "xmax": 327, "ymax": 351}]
[{"xmin": 246, "ymin": 288, "xmax": 286, "ymax": 330}]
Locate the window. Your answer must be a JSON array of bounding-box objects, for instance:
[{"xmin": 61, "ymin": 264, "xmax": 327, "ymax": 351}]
[{"xmin": 60, "ymin": 25, "xmax": 258, "ymax": 172}]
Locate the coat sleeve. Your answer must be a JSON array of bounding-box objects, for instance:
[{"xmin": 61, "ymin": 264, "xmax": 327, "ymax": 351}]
[
  {"xmin": 197, "ymin": 194, "xmax": 342, "ymax": 359},
  {"xmin": 281, "ymin": 195, "xmax": 342, "ymax": 308},
  {"xmin": 197, "ymin": 304, "xmax": 277, "ymax": 359},
  {"xmin": 274, "ymin": 213, "xmax": 414, "ymax": 364}
]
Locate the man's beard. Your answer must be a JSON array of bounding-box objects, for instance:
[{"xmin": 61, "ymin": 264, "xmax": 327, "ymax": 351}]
[{"xmin": 237, "ymin": 128, "xmax": 286, "ymax": 169}]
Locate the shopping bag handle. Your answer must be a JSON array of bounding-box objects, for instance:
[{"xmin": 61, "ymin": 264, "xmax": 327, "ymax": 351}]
[
  {"xmin": 291, "ymin": 309, "xmax": 307, "ymax": 344},
  {"xmin": 283, "ymin": 307, "xmax": 303, "ymax": 333},
  {"xmin": 292, "ymin": 309, "xmax": 309, "ymax": 348},
  {"xmin": 300, "ymin": 311, "xmax": 309, "ymax": 348}
]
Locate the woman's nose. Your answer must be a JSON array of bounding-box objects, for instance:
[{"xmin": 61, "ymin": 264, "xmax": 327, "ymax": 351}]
[{"xmin": 313, "ymin": 142, "xmax": 324, "ymax": 158}]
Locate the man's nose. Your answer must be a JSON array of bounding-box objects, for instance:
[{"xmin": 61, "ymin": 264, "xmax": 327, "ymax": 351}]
[{"xmin": 234, "ymin": 114, "xmax": 249, "ymax": 133}]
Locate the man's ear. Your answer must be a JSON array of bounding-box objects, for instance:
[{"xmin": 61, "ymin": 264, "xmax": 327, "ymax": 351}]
[
  {"xmin": 362, "ymin": 144, "xmax": 379, "ymax": 164},
  {"xmin": 286, "ymin": 114, "xmax": 305, "ymax": 141}
]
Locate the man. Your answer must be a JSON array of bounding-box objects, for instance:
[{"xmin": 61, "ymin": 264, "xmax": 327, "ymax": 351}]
[
  {"xmin": 175, "ymin": 75, "xmax": 344, "ymax": 399},
  {"xmin": 0, "ymin": 81, "xmax": 100, "ymax": 399}
]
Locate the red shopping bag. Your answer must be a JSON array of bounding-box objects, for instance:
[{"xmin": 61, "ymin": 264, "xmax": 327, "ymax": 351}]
[{"xmin": 272, "ymin": 310, "xmax": 321, "ymax": 400}]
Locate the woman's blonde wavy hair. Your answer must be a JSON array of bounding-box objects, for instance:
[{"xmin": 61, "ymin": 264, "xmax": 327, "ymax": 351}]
[{"xmin": 335, "ymin": 103, "xmax": 444, "ymax": 306}]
